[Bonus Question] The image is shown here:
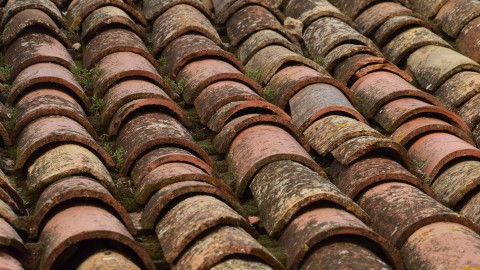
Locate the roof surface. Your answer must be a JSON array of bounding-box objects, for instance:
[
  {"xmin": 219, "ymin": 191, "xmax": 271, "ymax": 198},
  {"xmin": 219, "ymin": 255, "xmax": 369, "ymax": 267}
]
[{"xmin": 0, "ymin": 0, "xmax": 479, "ymax": 269}]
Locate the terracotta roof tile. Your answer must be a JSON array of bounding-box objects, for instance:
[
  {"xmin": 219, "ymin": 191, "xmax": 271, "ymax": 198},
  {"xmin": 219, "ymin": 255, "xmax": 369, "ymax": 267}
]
[
  {"xmin": 151, "ymin": 4, "xmax": 221, "ymax": 56},
  {"xmin": 67, "ymin": 0, "xmax": 146, "ymax": 29},
  {"xmin": 2, "ymin": 0, "xmax": 480, "ymax": 268},
  {"xmin": 81, "ymin": 6, "xmax": 146, "ymax": 42},
  {"xmin": 238, "ymin": 29, "xmax": 301, "ymax": 65},
  {"xmin": 2, "ymin": 9, "xmax": 71, "ymax": 48}
]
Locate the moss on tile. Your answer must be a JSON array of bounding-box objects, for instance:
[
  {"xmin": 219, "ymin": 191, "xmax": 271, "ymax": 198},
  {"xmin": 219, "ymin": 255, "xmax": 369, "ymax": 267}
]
[
  {"xmin": 112, "ymin": 175, "xmax": 140, "ymax": 212},
  {"xmin": 257, "ymin": 234, "xmax": 288, "ymax": 266}
]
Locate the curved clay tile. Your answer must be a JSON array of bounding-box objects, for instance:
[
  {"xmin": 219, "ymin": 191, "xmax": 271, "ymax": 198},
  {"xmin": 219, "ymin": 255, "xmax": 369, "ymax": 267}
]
[
  {"xmin": 435, "ymin": 0, "xmax": 480, "ymax": 37},
  {"xmin": 251, "ymin": 160, "xmax": 370, "ymax": 236},
  {"xmin": 460, "ymin": 191, "xmax": 480, "ymax": 224},
  {"xmin": 213, "ymin": 0, "xmax": 285, "ymax": 24},
  {"xmin": 151, "ymin": 4, "xmax": 221, "ymax": 56},
  {"xmin": 303, "ymin": 16, "xmax": 378, "ymax": 59},
  {"xmin": 226, "ymin": 5, "xmax": 295, "ymax": 47},
  {"xmin": 408, "ymin": 132, "xmax": 480, "ymax": 183},
  {"xmin": 155, "ymin": 195, "xmax": 255, "ymax": 263},
  {"xmin": 0, "ymin": 124, "xmax": 11, "ymax": 147},
  {"xmin": 162, "ymin": 34, "xmax": 243, "ymax": 79},
  {"xmin": 81, "ymin": 6, "xmax": 146, "ymax": 42},
  {"xmin": 267, "ymin": 65, "xmax": 354, "ymax": 109},
  {"xmin": 101, "ymin": 79, "xmax": 169, "ymax": 127},
  {"xmin": 26, "ymin": 144, "xmax": 114, "ymax": 193},
  {"xmin": 382, "ymin": 27, "xmax": 451, "ymax": 64},
  {"xmin": 94, "ymin": 52, "xmax": 174, "ymax": 98},
  {"xmin": 142, "ymin": 181, "xmax": 245, "ymax": 230},
  {"xmin": 327, "ymin": 0, "xmax": 380, "ymax": 18},
  {"xmin": 304, "ymin": 115, "xmax": 382, "ymax": 156},
  {"xmin": 0, "ymin": 251, "xmax": 23, "ymax": 270},
  {"xmin": 107, "ymin": 98, "xmax": 191, "ymax": 136},
  {"xmin": 143, "ymin": 0, "xmax": 214, "ymax": 22},
  {"xmin": 6, "ymin": 30, "xmax": 74, "ymax": 79},
  {"xmin": 433, "ymin": 160, "xmax": 480, "ymax": 207},
  {"xmin": 284, "ymin": 0, "xmax": 350, "ymax": 28},
  {"xmin": 84, "ymin": 28, "xmax": 157, "ymax": 70},
  {"xmin": 407, "ymin": 45, "xmax": 480, "ymax": 92},
  {"xmin": 402, "ymin": 222, "xmax": 480, "ymax": 269},
  {"xmin": 351, "ymin": 71, "xmax": 440, "ymax": 118},
  {"xmin": 30, "ymin": 176, "xmax": 135, "ymax": 238},
  {"xmin": 16, "ymin": 116, "xmax": 114, "ymax": 171},
  {"xmin": 134, "ymin": 162, "xmax": 231, "ymax": 205},
  {"xmin": 213, "ymin": 113, "xmax": 309, "ymax": 154},
  {"xmin": 0, "ymin": 170, "xmax": 23, "ymax": 211},
  {"xmin": 279, "ymin": 207, "xmax": 403, "ymax": 270},
  {"xmin": 227, "ymin": 124, "xmax": 324, "ymax": 197},
  {"xmin": 67, "ymin": 0, "xmax": 147, "ymax": 30},
  {"xmin": 2, "ymin": 9, "xmax": 71, "ymax": 47},
  {"xmin": 333, "ymin": 54, "xmax": 412, "ymax": 85},
  {"xmin": 245, "ymin": 45, "xmax": 325, "ymax": 84},
  {"xmin": 0, "ymin": 187, "xmax": 21, "ymax": 213},
  {"xmin": 458, "ymin": 94, "xmax": 480, "ymax": 129},
  {"xmin": 206, "ymin": 100, "xmax": 292, "ymax": 132},
  {"xmin": 132, "ymin": 147, "xmax": 214, "ymax": 187},
  {"xmin": 330, "ymin": 155, "xmax": 435, "ymax": 200},
  {"xmin": 174, "ymin": 226, "xmax": 283, "ymax": 270},
  {"xmin": 323, "ymin": 43, "xmax": 383, "ymax": 73},
  {"xmin": 289, "ymin": 83, "xmax": 366, "ymax": 131},
  {"xmin": 238, "ymin": 29, "xmax": 302, "ymax": 65},
  {"xmin": 211, "ymin": 259, "xmax": 273, "ymax": 270},
  {"xmin": 374, "ymin": 98, "xmax": 471, "ymax": 133},
  {"xmin": 375, "ymin": 15, "xmax": 437, "ymax": 45},
  {"xmin": 12, "ymin": 89, "xmax": 95, "ymax": 140},
  {"xmin": 354, "ymin": 2, "xmax": 413, "ymax": 36},
  {"xmin": 116, "ymin": 112, "xmax": 213, "ymax": 176},
  {"xmin": 436, "ymin": 71, "xmax": 480, "ymax": 110},
  {"xmin": 331, "ymin": 136, "xmax": 418, "ymax": 174},
  {"xmin": 300, "ymin": 240, "xmax": 396, "ymax": 270},
  {"xmin": 457, "ymin": 16, "xmax": 480, "ymax": 62},
  {"xmin": 392, "ymin": 117, "xmax": 475, "ymax": 146},
  {"xmin": 194, "ymin": 81, "xmax": 262, "ymax": 125},
  {"xmin": 7, "ymin": 62, "xmax": 89, "ymax": 110},
  {"xmin": 177, "ymin": 59, "xmax": 263, "ymax": 104},
  {"xmin": 357, "ymin": 182, "xmax": 479, "ymax": 248},
  {"xmin": 0, "ymin": 218, "xmax": 26, "ymax": 258},
  {"xmin": 38, "ymin": 205, "xmax": 154, "ymax": 269},
  {"xmin": 76, "ymin": 250, "xmax": 142, "ymax": 270},
  {"xmin": 0, "ymin": 200, "xmax": 19, "ymax": 227},
  {"xmin": 403, "ymin": 0, "xmax": 450, "ymax": 18},
  {"xmin": 2, "ymin": 0, "xmax": 66, "ymax": 28}
]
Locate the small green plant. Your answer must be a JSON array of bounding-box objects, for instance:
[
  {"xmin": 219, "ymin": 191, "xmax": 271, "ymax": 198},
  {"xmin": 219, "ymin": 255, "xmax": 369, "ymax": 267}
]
[
  {"xmin": 112, "ymin": 147, "xmax": 127, "ymax": 169},
  {"xmin": 89, "ymin": 95, "xmax": 104, "ymax": 116},
  {"xmin": 246, "ymin": 68, "xmax": 262, "ymax": 84},
  {"xmin": 265, "ymin": 87, "xmax": 275, "ymax": 102},
  {"xmin": 315, "ymin": 57, "xmax": 325, "ymax": 66},
  {"xmin": 99, "ymin": 135, "xmax": 126, "ymax": 169},
  {"xmin": 413, "ymin": 158, "xmax": 427, "ymax": 170},
  {"xmin": 5, "ymin": 104, "xmax": 16, "ymax": 119},
  {"xmin": 420, "ymin": 175, "xmax": 430, "ymax": 185},
  {"xmin": 0, "ymin": 64, "xmax": 12, "ymax": 81},
  {"xmin": 71, "ymin": 64, "xmax": 100, "ymax": 93},
  {"xmin": 163, "ymin": 76, "xmax": 187, "ymax": 94},
  {"xmin": 2, "ymin": 83, "xmax": 11, "ymax": 94},
  {"xmin": 157, "ymin": 56, "xmax": 167, "ymax": 68}
]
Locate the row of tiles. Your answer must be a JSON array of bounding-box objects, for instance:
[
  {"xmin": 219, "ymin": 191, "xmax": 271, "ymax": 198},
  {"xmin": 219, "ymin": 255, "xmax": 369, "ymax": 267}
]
[
  {"xmin": 277, "ymin": 0, "xmax": 480, "ymax": 223},
  {"xmin": 0, "ymin": 0, "xmax": 169, "ymax": 269},
  {"xmin": 148, "ymin": 1, "xmax": 402, "ymax": 270},
  {"xmin": 146, "ymin": 0, "xmax": 480, "ymax": 269},
  {"xmin": 0, "ymin": 0, "xmax": 478, "ymax": 268},
  {"xmin": 0, "ymin": 0, "xmax": 334, "ymax": 269}
]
